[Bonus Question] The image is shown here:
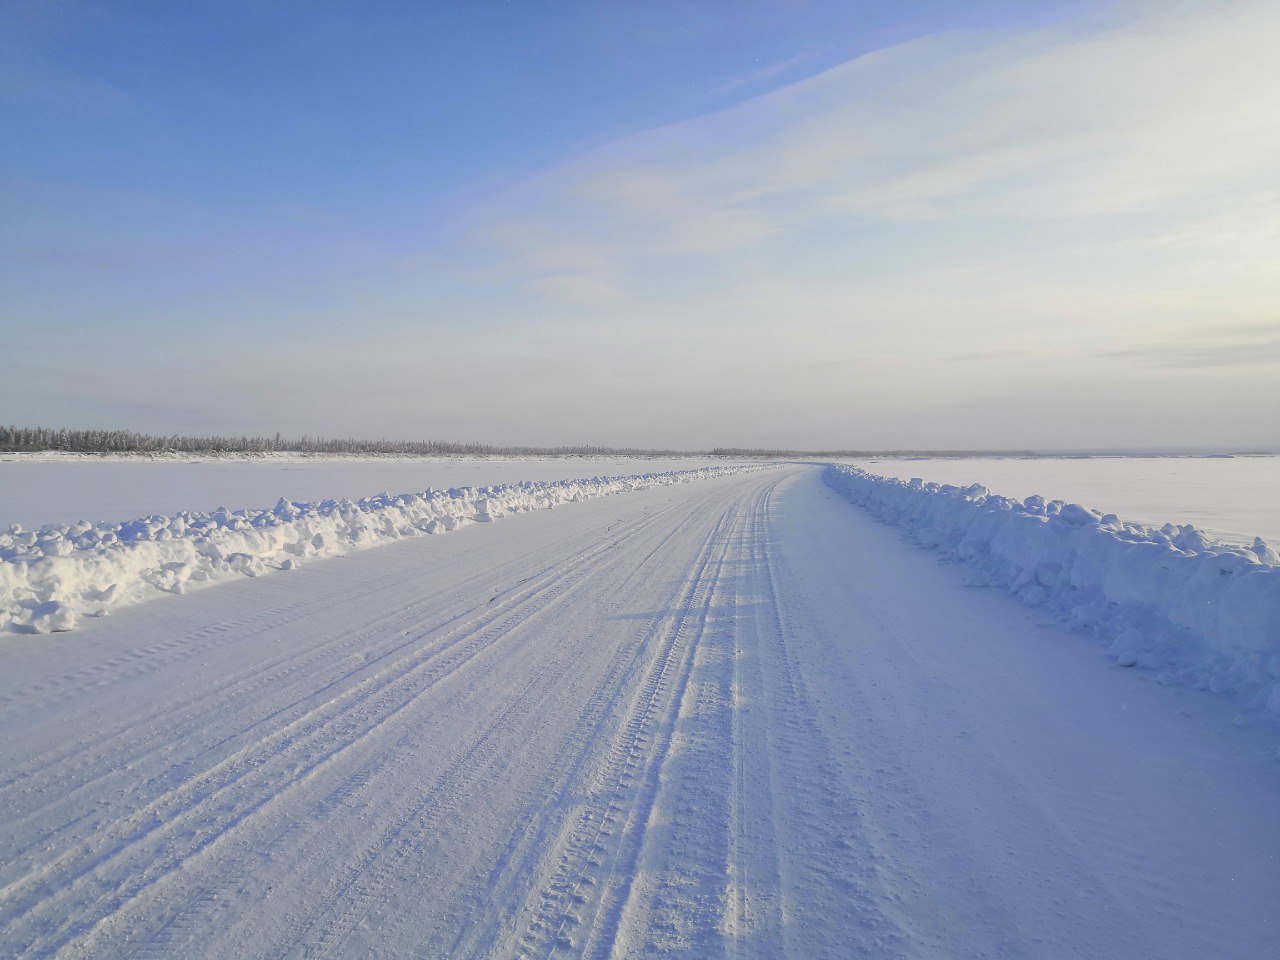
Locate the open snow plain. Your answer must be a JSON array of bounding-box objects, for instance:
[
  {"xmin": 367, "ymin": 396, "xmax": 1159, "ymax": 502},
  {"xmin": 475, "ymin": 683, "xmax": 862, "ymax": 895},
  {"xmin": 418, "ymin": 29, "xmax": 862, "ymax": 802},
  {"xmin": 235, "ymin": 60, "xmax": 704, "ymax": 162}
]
[
  {"xmin": 0, "ymin": 455, "xmax": 731, "ymax": 529},
  {"xmin": 845, "ymin": 455, "xmax": 1280, "ymax": 546},
  {"xmin": 2, "ymin": 464, "xmax": 1278, "ymax": 958}
]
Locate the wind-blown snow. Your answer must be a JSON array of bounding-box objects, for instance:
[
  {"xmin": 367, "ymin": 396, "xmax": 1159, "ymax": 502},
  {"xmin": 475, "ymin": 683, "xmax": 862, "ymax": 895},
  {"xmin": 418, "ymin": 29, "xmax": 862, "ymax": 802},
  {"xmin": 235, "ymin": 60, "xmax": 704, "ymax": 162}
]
[
  {"xmin": 0, "ymin": 464, "xmax": 773, "ymax": 635},
  {"xmin": 823, "ymin": 464, "xmax": 1280, "ymax": 713}
]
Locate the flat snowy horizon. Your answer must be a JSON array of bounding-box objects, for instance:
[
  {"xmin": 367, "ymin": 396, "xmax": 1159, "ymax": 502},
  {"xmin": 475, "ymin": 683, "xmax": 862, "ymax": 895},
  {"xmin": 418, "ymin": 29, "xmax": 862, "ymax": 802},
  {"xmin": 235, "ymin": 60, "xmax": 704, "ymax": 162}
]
[
  {"xmin": 3, "ymin": 451, "xmax": 1275, "ymax": 543},
  {"xmin": 1, "ymin": 460, "xmax": 1277, "ymax": 958},
  {"xmin": 7, "ymin": 0, "xmax": 1279, "ymax": 953}
]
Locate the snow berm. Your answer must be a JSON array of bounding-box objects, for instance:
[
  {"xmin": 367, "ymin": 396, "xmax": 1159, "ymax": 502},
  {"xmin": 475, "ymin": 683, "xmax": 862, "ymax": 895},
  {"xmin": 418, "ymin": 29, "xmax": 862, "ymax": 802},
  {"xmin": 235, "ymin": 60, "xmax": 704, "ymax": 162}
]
[
  {"xmin": 0, "ymin": 464, "xmax": 772, "ymax": 634},
  {"xmin": 823, "ymin": 464, "xmax": 1280, "ymax": 713}
]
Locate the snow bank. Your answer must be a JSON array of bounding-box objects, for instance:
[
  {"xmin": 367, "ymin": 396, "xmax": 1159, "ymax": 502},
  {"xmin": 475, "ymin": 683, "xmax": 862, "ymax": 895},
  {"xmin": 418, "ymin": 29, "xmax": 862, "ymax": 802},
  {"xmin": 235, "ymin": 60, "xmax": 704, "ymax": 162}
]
[
  {"xmin": 823, "ymin": 464, "xmax": 1280, "ymax": 711},
  {"xmin": 0, "ymin": 464, "xmax": 770, "ymax": 635}
]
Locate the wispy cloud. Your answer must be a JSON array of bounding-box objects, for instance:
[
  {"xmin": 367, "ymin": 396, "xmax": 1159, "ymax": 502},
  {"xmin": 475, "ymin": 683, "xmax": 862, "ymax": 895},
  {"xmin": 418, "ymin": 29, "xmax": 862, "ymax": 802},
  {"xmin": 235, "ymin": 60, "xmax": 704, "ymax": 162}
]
[
  {"xmin": 424, "ymin": 0, "xmax": 1277, "ymax": 446},
  {"xmin": 706, "ymin": 47, "xmax": 831, "ymax": 99},
  {"xmin": 476, "ymin": 0, "xmax": 1280, "ymax": 268},
  {"xmin": 6, "ymin": 0, "xmax": 1279, "ymax": 449},
  {"xmin": 1097, "ymin": 327, "xmax": 1280, "ymax": 369}
]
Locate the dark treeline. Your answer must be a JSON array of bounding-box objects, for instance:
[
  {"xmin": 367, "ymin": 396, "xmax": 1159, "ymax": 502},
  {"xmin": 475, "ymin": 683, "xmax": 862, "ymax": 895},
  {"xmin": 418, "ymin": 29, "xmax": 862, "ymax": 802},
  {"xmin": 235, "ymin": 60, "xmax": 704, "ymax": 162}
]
[
  {"xmin": 1, "ymin": 426, "xmax": 1069, "ymax": 458},
  {"xmin": 0, "ymin": 426, "xmax": 687, "ymax": 457}
]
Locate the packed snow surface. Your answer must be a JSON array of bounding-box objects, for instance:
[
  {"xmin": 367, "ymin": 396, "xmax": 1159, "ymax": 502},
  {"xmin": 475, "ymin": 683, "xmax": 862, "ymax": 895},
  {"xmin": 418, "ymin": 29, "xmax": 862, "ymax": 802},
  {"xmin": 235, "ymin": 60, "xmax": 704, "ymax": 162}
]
[
  {"xmin": 0, "ymin": 463, "xmax": 772, "ymax": 634},
  {"xmin": 845, "ymin": 455, "xmax": 1280, "ymax": 545},
  {"xmin": 824, "ymin": 464, "xmax": 1280, "ymax": 714},
  {"xmin": 2, "ymin": 466, "xmax": 1276, "ymax": 959}
]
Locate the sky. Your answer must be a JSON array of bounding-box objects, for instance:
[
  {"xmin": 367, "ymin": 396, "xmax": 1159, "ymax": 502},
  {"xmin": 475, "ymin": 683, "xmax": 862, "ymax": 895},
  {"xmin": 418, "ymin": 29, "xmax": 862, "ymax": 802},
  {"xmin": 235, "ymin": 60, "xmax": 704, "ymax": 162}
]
[{"xmin": 2, "ymin": 0, "xmax": 1278, "ymax": 451}]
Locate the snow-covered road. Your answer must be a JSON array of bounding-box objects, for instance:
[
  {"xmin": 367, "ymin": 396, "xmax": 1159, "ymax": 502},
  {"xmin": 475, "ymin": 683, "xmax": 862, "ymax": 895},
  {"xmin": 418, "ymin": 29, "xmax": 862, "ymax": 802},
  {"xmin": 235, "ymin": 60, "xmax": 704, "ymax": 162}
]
[{"xmin": 2, "ymin": 466, "xmax": 1276, "ymax": 959}]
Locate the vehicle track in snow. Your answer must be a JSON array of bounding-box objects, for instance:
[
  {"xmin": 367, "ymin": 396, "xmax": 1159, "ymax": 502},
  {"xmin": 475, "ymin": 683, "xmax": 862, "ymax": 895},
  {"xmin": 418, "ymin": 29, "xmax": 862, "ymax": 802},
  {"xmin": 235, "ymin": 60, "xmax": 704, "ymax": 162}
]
[
  {"xmin": 0, "ymin": 500, "xmax": 688, "ymax": 864},
  {"xmin": 2, "ymin": 465, "xmax": 1278, "ymax": 960},
  {"xmin": 507, "ymin": 503, "xmax": 737, "ymax": 960},
  {"xmin": 2, "ymin": 487, "xmax": 721, "ymax": 959}
]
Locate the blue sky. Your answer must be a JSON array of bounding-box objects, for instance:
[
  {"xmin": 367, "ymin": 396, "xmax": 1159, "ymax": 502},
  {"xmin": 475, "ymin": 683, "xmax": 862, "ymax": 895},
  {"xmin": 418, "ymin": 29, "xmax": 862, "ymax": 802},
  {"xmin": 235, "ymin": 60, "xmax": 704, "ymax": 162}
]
[{"xmin": 3, "ymin": 0, "xmax": 1277, "ymax": 449}]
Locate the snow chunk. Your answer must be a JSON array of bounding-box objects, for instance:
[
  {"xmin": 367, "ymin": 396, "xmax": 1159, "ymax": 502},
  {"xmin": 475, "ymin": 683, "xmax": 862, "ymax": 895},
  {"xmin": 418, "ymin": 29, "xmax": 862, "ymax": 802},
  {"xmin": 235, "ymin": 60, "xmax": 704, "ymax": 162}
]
[{"xmin": 31, "ymin": 601, "xmax": 77, "ymax": 633}]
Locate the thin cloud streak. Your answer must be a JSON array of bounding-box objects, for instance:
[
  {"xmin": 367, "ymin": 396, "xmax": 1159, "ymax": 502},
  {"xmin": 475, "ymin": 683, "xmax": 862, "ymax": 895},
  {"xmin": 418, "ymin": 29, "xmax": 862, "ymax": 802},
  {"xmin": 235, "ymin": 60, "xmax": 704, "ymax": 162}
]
[
  {"xmin": 1098, "ymin": 334, "xmax": 1280, "ymax": 369},
  {"xmin": 706, "ymin": 47, "xmax": 832, "ymax": 99}
]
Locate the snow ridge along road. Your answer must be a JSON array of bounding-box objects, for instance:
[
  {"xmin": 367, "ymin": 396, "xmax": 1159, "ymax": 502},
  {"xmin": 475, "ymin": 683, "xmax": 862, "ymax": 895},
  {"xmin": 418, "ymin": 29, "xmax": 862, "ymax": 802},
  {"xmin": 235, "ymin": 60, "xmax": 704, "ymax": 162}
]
[
  {"xmin": 823, "ymin": 464, "xmax": 1280, "ymax": 711},
  {"xmin": 1, "ymin": 466, "xmax": 1276, "ymax": 958},
  {"xmin": 0, "ymin": 463, "xmax": 770, "ymax": 634}
]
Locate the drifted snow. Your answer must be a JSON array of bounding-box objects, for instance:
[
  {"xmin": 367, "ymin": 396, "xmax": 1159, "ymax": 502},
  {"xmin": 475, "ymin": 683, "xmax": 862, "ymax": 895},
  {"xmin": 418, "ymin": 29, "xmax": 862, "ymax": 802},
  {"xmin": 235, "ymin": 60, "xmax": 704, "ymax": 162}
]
[
  {"xmin": 823, "ymin": 464, "xmax": 1280, "ymax": 714},
  {"xmin": 0, "ymin": 464, "xmax": 775, "ymax": 634}
]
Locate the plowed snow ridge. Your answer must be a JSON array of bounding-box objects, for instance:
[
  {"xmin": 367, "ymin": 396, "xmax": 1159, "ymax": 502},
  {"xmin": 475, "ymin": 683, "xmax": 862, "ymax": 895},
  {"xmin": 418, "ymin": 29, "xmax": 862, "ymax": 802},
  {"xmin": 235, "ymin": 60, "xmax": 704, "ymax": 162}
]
[
  {"xmin": 0, "ymin": 463, "xmax": 774, "ymax": 634},
  {"xmin": 823, "ymin": 464, "xmax": 1280, "ymax": 712}
]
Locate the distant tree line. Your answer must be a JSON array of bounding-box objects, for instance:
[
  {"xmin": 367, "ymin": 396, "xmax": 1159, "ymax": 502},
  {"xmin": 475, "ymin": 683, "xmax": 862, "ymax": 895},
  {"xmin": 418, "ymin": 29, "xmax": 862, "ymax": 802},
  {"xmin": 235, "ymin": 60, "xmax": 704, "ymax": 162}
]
[
  {"xmin": 0, "ymin": 425, "xmax": 688, "ymax": 457},
  {"xmin": 1, "ymin": 425, "xmax": 1075, "ymax": 458}
]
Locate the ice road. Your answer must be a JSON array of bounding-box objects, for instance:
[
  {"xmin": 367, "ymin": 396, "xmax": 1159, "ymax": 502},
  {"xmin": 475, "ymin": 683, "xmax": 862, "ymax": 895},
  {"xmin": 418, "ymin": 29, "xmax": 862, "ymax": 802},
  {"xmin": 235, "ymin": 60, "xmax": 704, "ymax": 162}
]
[{"xmin": 1, "ymin": 466, "xmax": 1276, "ymax": 959}]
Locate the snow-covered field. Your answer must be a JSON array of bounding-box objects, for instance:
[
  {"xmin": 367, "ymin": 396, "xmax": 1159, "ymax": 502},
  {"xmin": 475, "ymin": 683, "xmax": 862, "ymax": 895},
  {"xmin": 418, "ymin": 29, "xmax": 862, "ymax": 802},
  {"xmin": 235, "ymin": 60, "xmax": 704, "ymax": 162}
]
[
  {"xmin": 6, "ymin": 453, "xmax": 1274, "ymax": 544},
  {"xmin": 1, "ymin": 463, "xmax": 1277, "ymax": 958},
  {"xmin": 844, "ymin": 455, "xmax": 1280, "ymax": 546},
  {"xmin": 0, "ymin": 454, "xmax": 733, "ymax": 529}
]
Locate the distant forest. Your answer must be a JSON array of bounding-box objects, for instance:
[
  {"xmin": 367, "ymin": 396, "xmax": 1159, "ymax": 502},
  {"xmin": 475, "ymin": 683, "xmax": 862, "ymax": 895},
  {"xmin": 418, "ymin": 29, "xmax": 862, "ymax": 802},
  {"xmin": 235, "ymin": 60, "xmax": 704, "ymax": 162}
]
[
  {"xmin": 0, "ymin": 425, "xmax": 691, "ymax": 457},
  {"xmin": 0, "ymin": 425, "xmax": 1066, "ymax": 458}
]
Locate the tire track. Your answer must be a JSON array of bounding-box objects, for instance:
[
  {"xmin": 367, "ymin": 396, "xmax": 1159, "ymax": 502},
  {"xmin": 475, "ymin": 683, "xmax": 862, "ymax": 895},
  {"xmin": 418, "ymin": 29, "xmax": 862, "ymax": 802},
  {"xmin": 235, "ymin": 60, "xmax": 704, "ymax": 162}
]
[
  {"xmin": 750, "ymin": 477, "xmax": 908, "ymax": 959},
  {"xmin": 445, "ymin": 504, "xmax": 735, "ymax": 960},
  {"xmin": 1, "ymin": 490, "xmax": 708, "ymax": 959},
  {"xmin": 261, "ymin": 496, "xmax": 727, "ymax": 960},
  {"xmin": 439, "ymin": 504, "xmax": 729, "ymax": 959},
  {"xmin": 0, "ymin": 496, "xmax": 692, "ymax": 861},
  {"xmin": 723, "ymin": 482, "xmax": 785, "ymax": 960},
  {"xmin": 594, "ymin": 477, "xmax": 783, "ymax": 960},
  {"xmin": 531, "ymin": 499, "xmax": 742, "ymax": 960},
  {"xmin": 0, "ymin": 499, "xmax": 677, "ymax": 802}
]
